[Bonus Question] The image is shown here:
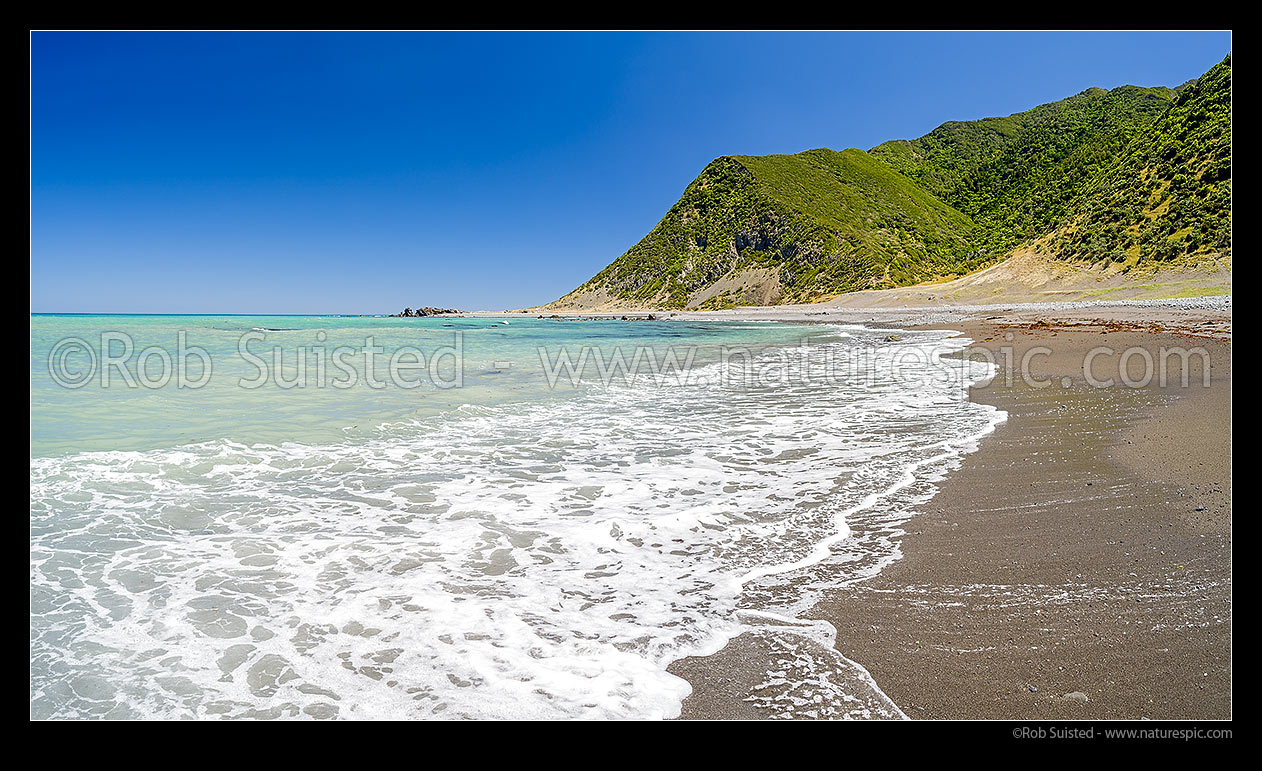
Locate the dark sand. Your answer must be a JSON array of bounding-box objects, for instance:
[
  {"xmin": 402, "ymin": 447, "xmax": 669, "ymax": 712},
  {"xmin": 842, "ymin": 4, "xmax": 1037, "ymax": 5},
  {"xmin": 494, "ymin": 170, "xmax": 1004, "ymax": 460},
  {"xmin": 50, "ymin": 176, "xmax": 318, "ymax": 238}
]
[{"xmin": 672, "ymin": 315, "xmax": 1231, "ymax": 719}]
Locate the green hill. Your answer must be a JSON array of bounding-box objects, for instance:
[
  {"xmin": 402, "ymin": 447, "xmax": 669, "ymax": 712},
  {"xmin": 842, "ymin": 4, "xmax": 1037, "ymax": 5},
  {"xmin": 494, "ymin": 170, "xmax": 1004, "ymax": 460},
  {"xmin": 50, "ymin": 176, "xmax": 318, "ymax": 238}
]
[
  {"xmin": 1043, "ymin": 56, "xmax": 1231, "ymax": 267},
  {"xmin": 552, "ymin": 57, "xmax": 1230, "ymax": 310},
  {"xmin": 870, "ymin": 84, "xmax": 1178, "ymax": 251},
  {"xmin": 554, "ymin": 148, "xmax": 983, "ymax": 309}
]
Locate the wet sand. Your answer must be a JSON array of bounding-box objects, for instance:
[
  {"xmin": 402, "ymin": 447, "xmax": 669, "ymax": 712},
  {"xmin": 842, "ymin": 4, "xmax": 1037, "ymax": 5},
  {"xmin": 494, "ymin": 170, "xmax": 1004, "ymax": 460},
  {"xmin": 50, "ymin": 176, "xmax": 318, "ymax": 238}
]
[{"xmin": 672, "ymin": 315, "xmax": 1231, "ymax": 719}]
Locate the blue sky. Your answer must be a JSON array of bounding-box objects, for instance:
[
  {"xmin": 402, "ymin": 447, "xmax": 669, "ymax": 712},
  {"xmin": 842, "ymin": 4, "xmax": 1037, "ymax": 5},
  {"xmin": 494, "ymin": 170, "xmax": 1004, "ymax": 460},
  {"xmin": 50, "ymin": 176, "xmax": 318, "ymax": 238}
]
[{"xmin": 30, "ymin": 31, "xmax": 1231, "ymax": 313}]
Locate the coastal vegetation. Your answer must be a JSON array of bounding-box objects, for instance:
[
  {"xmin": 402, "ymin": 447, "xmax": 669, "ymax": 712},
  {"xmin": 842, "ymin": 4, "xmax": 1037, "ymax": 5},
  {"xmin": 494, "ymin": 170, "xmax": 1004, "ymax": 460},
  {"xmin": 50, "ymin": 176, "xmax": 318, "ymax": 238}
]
[
  {"xmin": 869, "ymin": 83, "xmax": 1178, "ymax": 251},
  {"xmin": 554, "ymin": 57, "xmax": 1230, "ymax": 309},
  {"xmin": 1044, "ymin": 56, "xmax": 1231, "ymax": 266},
  {"xmin": 562, "ymin": 149, "xmax": 982, "ymax": 308}
]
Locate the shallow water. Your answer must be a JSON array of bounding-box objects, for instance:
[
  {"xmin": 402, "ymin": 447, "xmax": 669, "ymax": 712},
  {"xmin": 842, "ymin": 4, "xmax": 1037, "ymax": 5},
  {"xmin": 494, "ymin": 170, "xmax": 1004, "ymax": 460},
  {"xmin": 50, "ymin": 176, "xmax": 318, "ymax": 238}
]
[{"xmin": 30, "ymin": 315, "xmax": 1003, "ymax": 719}]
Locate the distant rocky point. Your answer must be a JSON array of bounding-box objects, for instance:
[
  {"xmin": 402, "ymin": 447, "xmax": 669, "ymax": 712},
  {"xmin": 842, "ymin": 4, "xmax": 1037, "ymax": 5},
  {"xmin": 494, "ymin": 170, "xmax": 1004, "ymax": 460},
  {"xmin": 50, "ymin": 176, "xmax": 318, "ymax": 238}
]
[{"xmin": 392, "ymin": 306, "xmax": 462, "ymax": 317}]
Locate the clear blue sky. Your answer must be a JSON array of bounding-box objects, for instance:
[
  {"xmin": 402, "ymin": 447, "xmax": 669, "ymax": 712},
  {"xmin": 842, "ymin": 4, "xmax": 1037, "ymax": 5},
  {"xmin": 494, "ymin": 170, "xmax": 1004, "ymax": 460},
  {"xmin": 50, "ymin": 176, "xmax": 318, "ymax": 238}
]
[{"xmin": 30, "ymin": 31, "xmax": 1231, "ymax": 313}]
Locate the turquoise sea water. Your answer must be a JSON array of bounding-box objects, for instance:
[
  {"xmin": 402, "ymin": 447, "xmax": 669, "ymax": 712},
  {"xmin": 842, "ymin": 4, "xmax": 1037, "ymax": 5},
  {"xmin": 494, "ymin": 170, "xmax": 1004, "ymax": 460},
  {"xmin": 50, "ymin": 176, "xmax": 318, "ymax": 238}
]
[
  {"xmin": 31, "ymin": 315, "xmax": 820, "ymax": 456},
  {"xmin": 31, "ymin": 314, "xmax": 1003, "ymax": 719}
]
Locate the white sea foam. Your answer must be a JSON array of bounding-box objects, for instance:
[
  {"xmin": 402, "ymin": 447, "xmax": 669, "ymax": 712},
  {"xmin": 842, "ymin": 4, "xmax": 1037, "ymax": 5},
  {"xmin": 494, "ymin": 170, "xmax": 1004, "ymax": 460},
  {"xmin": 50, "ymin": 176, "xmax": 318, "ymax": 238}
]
[{"xmin": 30, "ymin": 328, "xmax": 1003, "ymax": 719}]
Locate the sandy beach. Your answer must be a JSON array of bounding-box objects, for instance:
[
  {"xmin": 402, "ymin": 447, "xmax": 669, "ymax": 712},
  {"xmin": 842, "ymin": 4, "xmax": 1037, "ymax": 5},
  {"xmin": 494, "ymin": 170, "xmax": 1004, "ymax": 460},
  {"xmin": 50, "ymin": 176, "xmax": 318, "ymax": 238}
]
[
  {"xmin": 31, "ymin": 31, "xmax": 1233, "ymax": 723},
  {"xmin": 662, "ymin": 300, "xmax": 1232, "ymax": 719}
]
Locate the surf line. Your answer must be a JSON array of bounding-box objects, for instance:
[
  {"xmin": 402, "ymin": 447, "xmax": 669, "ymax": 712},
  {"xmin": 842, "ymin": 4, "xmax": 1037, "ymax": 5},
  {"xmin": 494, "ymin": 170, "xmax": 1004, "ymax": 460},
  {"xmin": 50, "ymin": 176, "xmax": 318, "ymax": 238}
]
[
  {"xmin": 716, "ymin": 416, "xmax": 1004, "ymax": 720},
  {"xmin": 732, "ymin": 412, "xmax": 1005, "ymax": 589}
]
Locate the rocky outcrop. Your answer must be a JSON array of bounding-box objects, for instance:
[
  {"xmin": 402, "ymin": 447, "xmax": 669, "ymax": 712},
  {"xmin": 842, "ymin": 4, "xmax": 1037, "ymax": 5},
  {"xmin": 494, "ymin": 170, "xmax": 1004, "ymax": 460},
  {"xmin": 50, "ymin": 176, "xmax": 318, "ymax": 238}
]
[{"xmin": 392, "ymin": 306, "xmax": 461, "ymax": 317}]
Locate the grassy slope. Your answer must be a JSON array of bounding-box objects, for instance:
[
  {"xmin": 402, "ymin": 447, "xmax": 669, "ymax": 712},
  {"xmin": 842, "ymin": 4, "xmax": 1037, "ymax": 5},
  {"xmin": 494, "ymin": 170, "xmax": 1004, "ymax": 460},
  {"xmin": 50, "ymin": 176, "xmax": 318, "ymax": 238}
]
[
  {"xmin": 553, "ymin": 59, "xmax": 1229, "ymax": 309},
  {"xmin": 870, "ymin": 84, "xmax": 1177, "ymax": 251},
  {"xmin": 1043, "ymin": 56, "xmax": 1231, "ymax": 267},
  {"xmin": 556, "ymin": 148, "xmax": 982, "ymax": 309}
]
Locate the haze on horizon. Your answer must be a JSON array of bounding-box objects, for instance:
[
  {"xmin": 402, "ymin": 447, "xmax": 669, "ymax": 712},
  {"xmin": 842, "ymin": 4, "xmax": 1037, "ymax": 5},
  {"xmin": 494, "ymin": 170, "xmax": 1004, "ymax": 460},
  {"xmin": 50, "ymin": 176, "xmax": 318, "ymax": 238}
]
[{"xmin": 30, "ymin": 30, "xmax": 1230, "ymax": 314}]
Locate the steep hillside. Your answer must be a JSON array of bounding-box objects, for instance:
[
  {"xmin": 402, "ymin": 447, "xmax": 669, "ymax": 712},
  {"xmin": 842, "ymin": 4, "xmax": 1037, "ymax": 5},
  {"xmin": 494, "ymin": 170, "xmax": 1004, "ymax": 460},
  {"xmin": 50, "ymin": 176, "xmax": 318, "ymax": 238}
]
[
  {"xmin": 554, "ymin": 149, "xmax": 984, "ymax": 310},
  {"xmin": 1043, "ymin": 56, "xmax": 1231, "ymax": 267},
  {"xmin": 550, "ymin": 58, "xmax": 1229, "ymax": 311},
  {"xmin": 870, "ymin": 84, "xmax": 1178, "ymax": 250}
]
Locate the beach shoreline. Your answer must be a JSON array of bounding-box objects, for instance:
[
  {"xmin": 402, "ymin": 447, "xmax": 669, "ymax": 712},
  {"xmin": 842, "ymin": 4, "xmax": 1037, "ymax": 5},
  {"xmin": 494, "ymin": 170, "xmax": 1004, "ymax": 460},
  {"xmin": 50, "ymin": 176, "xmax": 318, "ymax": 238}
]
[
  {"xmin": 667, "ymin": 304, "xmax": 1231, "ymax": 720},
  {"xmin": 31, "ymin": 302, "xmax": 1231, "ymax": 719}
]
